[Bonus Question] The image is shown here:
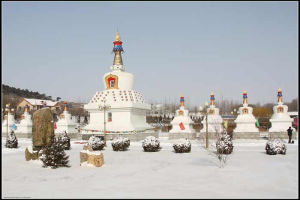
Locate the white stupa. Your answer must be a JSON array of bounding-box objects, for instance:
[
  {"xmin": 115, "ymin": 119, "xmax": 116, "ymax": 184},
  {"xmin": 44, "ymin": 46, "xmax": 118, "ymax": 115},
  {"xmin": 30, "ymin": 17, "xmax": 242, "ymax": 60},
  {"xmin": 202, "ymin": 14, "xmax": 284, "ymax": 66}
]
[
  {"xmin": 269, "ymin": 88, "xmax": 293, "ymax": 132},
  {"xmin": 15, "ymin": 106, "xmax": 32, "ymax": 134},
  {"xmin": 82, "ymin": 32, "xmax": 152, "ymax": 135},
  {"xmin": 234, "ymin": 91, "xmax": 259, "ymax": 133},
  {"xmin": 55, "ymin": 102, "xmax": 78, "ymax": 135},
  {"xmin": 169, "ymin": 96, "xmax": 195, "ymax": 133},
  {"xmin": 2, "ymin": 105, "xmax": 16, "ymax": 135},
  {"xmin": 200, "ymin": 92, "xmax": 223, "ymax": 133}
]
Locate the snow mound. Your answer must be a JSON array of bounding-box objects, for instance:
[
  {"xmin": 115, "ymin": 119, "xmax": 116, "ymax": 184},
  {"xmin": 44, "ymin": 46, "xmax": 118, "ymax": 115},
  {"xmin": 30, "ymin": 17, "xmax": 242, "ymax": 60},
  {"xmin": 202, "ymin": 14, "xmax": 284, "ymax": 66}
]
[
  {"xmin": 216, "ymin": 132, "xmax": 233, "ymax": 154},
  {"xmin": 173, "ymin": 139, "xmax": 191, "ymax": 153},
  {"xmin": 88, "ymin": 136, "xmax": 105, "ymax": 151},
  {"xmin": 265, "ymin": 138, "xmax": 286, "ymax": 155},
  {"xmin": 142, "ymin": 136, "xmax": 160, "ymax": 152},
  {"xmin": 111, "ymin": 137, "xmax": 130, "ymax": 151}
]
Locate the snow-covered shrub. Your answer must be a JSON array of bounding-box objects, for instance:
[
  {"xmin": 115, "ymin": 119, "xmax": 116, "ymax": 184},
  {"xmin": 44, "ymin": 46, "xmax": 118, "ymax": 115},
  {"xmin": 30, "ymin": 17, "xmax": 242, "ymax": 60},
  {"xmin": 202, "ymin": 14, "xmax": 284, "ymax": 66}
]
[
  {"xmin": 88, "ymin": 136, "xmax": 105, "ymax": 151},
  {"xmin": 142, "ymin": 136, "xmax": 160, "ymax": 152},
  {"xmin": 40, "ymin": 137, "xmax": 69, "ymax": 169},
  {"xmin": 111, "ymin": 137, "xmax": 130, "ymax": 151},
  {"xmin": 5, "ymin": 130, "xmax": 18, "ymax": 148},
  {"xmin": 265, "ymin": 139, "xmax": 286, "ymax": 155},
  {"xmin": 216, "ymin": 132, "xmax": 233, "ymax": 154},
  {"xmin": 61, "ymin": 132, "xmax": 71, "ymax": 150},
  {"xmin": 173, "ymin": 139, "xmax": 191, "ymax": 153}
]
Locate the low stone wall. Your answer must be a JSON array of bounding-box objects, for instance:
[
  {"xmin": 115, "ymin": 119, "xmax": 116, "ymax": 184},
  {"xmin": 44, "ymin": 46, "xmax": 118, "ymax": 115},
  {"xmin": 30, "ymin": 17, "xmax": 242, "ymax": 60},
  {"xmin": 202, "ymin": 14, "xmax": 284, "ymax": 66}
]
[
  {"xmin": 55, "ymin": 132, "xmax": 80, "ymax": 139},
  {"xmin": 81, "ymin": 131, "xmax": 158, "ymax": 141},
  {"xmin": 232, "ymin": 132, "xmax": 261, "ymax": 139},
  {"xmin": 268, "ymin": 132, "xmax": 298, "ymax": 140},
  {"xmin": 168, "ymin": 132, "xmax": 196, "ymax": 140}
]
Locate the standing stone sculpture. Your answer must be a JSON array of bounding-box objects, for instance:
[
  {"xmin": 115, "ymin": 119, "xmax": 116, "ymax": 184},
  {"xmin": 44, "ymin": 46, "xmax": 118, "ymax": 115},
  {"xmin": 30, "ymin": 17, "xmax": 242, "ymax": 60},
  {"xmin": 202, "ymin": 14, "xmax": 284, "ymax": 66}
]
[{"xmin": 32, "ymin": 108, "xmax": 55, "ymax": 151}]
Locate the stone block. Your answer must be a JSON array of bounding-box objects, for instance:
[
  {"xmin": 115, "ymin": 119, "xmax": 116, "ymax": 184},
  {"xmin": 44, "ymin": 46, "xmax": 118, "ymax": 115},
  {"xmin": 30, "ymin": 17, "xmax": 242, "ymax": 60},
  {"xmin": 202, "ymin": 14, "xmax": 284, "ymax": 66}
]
[
  {"xmin": 25, "ymin": 146, "xmax": 40, "ymax": 161},
  {"xmin": 32, "ymin": 108, "xmax": 54, "ymax": 148},
  {"xmin": 87, "ymin": 153, "xmax": 104, "ymax": 167},
  {"xmin": 80, "ymin": 151, "xmax": 88, "ymax": 163}
]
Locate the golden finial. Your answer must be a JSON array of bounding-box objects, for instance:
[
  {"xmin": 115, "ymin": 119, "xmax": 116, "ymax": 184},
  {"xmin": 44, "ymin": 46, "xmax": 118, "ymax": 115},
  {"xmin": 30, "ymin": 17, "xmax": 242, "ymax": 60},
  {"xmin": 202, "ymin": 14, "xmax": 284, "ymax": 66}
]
[
  {"xmin": 243, "ymin": 90, "xmax": 247, "ymax": 94},
  {"xmin": 278, "ymin": 88, "xmax": 282, "ymax": 92},
  {"xmin": 211, "ymin": 92, "xmax": 214, "ymax": 96},
  {"xmin": 115, "ymin": 32, "xmax": 121, "ymax": 41}
]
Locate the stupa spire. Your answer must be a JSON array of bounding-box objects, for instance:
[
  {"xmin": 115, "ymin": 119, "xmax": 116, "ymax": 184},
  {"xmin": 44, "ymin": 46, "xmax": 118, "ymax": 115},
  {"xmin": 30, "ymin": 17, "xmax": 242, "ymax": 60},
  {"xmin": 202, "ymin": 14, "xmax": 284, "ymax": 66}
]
[
  {"xmin": 64, "ymin": 101, "xmax": 68, "ymax": 112},
  {"xmin": 277, "ymin": 88, "xmax": 283, "ymax": 104},
  {"xmin": 112, "ymin": 32, "xmax": 124, "ymax": 66},
  {"xmin": 210, "ymin": 92, "xmax": 215, "ymax": 106},
  {"xmin": 243, "ymin": 90, "xmax": 248, "ymax": 105},
  {"xmin": 180, "ymin": 95, "xmax": 184, "ymax": 107}
]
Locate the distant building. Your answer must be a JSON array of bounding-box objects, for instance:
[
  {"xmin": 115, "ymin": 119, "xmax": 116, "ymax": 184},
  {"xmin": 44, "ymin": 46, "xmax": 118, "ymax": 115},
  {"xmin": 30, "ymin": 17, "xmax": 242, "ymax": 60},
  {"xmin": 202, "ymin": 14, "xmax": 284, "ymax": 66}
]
[{"xmin": 17, "ymin": 98, "xmax": 60, "ymax": 112}]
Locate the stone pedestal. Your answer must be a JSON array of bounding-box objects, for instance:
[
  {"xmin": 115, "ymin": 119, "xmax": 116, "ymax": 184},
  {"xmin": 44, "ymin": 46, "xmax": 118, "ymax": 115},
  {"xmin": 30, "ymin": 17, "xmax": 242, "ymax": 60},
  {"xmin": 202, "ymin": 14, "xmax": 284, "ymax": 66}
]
[{"xmin": 80, "ymin": 150, "xmax": 104, "ymax": 167}]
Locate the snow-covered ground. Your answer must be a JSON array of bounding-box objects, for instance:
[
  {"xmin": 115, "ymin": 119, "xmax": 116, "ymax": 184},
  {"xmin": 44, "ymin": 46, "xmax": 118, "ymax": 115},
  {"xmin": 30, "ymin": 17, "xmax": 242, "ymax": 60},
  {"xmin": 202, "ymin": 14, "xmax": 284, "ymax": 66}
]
[{"xmin": 2, "ymin": 137, "xmax": 298, "ymax": 198}]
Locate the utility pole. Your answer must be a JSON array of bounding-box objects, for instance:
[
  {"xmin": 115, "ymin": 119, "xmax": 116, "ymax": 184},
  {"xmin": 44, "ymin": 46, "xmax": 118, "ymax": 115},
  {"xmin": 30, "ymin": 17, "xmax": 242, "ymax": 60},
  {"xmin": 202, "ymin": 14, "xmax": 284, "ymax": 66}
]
[{"xmin": 98, "ymin": 100, "xmax": 111, "ymax": 147}]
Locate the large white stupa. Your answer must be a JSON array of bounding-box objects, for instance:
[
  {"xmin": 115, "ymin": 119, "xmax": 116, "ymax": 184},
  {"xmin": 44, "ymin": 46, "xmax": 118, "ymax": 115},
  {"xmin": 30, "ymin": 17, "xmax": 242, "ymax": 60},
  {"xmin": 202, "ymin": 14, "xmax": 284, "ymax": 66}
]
[
  {"xmin": 55, "ymin": 102, "xmax": 78, "ymax": 135},
  {"xmin": 269, "ymin": 88, "xmax": 293, "ymax": 132},
  {"xmin": 15, "ymin": 105, "xmax": 32, "ymax": 135},
  {"xmin": 200, "ymin": 92, "xmax": 223, "ymax": 133},
  {"xmin": 169, "ymin": 96, "xmax": 195, "ymax": 134},
  {"xmin": 234, "ymin": 91, "xmax": 259, "ymax": 133},
  {"xmin": 82, "ymin": 32, "xmax": 153, "ymax": 136}
]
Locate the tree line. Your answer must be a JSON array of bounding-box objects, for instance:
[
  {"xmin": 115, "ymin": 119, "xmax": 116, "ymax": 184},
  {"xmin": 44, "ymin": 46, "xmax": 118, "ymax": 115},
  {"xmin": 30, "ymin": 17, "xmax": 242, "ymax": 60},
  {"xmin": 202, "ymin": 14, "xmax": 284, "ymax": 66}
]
[{"xmin": 2, "ymin": 84, "xmax": 53, "ymax": 101}]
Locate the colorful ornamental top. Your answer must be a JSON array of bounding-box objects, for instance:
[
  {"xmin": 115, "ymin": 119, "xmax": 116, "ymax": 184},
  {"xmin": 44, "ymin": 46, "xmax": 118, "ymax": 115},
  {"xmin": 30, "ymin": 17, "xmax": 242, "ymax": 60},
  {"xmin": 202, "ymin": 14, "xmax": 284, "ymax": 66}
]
[
  {"xmin": 180, "ymin": 96, "xmax": 184, "ymax": 107},
  {"xmin": 243, "ymin": 90, "xmax": 248, "ymax": 105},
  {"xmin": 112, "ymin": 32, "xmax": 124, "ymax": 66},
  {"xmin": 210, "ymin": 92, "xmax": 215, "ymax": 106},
  {"xmin": 277, "ymin": 88, "xmax": 283, "ymax": 103}
]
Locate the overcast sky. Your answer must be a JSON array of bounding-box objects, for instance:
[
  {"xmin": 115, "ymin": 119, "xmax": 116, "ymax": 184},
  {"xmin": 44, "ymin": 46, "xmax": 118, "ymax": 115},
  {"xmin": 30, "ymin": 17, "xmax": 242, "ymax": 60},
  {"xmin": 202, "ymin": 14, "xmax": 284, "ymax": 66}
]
[{"xmin": 2, "ymin": 1, "xmax": 298, "ymax": 107}]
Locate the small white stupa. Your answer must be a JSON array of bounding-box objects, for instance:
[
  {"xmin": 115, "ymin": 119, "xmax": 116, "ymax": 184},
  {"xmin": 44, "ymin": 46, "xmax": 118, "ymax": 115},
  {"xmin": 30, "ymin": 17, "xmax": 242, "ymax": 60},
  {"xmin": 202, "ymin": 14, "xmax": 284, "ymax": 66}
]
[
  {"xmin": 234, "ymin": 91, "xmax": 259, "ymax": 133},
  {"xmin": 200, "ymin": 92, "xmax": 223, "ymax": 133},
  {"xmin": 15, "ymin": 105, "xmax": 32, "ymax": 134},
  {"xmin": 269, "ymin": 88, "xmax": 293, "ymax": 132},
  {"xmin": 2, "ymin": 104, "xmax": 16, "ymax": 135},
  {"xmin": 169, "ymin": 96, "xmax": 195, "ymax": 133},
  {"xmin": 55, "ymin": 102, "xmax": 78, "ymax": 135},
  {"xmin": 82, "ymin": 32, "xmax": 153, "ymax": 136}
]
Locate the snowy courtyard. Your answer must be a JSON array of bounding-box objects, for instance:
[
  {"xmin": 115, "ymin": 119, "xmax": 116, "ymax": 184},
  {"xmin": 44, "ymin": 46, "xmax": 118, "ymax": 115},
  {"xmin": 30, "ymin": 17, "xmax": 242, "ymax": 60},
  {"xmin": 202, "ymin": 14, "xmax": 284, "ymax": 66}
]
[{"xmin": 2, "ymin": 137, "xmax": 298, "ymax": 199}]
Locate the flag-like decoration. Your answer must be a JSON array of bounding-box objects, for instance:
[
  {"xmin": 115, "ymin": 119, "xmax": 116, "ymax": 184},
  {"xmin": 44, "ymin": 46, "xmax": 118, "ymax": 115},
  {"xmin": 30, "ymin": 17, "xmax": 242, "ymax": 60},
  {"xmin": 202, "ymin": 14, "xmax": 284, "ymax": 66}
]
[
  {"xmin": 54, "ymin": 122, "xmax": 57, "ymax": 129},
  {"xmin": 159, "ymin": 121, "xmax": 162, "ymax": 129},
  {"xmin": 256, "ymin": 119, "xmax": 260, "ymax": 128},
  {"xmin": 179, "ymin": 122, "xmax": 185, "ymax": 130},
  {"xmin": 12, "ymin": 123, "xmax": 17, "ymax": 130}
]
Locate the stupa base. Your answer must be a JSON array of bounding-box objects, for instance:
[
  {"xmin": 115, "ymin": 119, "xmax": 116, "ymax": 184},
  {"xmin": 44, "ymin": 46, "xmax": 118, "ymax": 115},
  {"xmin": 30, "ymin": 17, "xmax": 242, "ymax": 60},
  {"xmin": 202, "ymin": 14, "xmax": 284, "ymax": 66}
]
[
  {"xmin": 81, "ymin": 131, "xmax": 158, "ymax": 142},
  {"xmin": 168, "ymin": 132, "xmax": 196, "ymax": 140}
]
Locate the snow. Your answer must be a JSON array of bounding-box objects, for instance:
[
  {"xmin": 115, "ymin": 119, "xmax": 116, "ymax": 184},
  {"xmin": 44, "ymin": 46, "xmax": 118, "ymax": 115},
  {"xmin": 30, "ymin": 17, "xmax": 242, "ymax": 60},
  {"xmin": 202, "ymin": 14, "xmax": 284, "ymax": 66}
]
[
  {"xmin": 80, "ymin": 150, "xmax": 103, "ymax": 156},
  {"xmin": 2, "ymin": 137, "xmax": 298, "ymax": 198}
]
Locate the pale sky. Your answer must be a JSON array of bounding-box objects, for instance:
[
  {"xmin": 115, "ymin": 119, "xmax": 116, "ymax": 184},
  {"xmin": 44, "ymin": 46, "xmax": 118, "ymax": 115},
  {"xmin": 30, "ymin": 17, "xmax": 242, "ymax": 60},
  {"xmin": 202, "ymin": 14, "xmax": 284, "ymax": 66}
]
[{"xmin": 2, "ymin": 1, "xmax": 298, "ymax": 107}]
